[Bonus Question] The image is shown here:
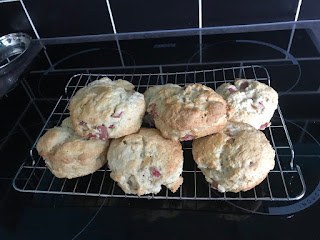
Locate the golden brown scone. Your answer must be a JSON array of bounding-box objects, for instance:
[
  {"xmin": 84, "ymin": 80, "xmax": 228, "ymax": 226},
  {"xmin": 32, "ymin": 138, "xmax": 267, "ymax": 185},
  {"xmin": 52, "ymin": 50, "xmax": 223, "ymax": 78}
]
[
  {"xmin": 68, "ymin": 77, "xmax": 146, "ymax": 140},
  {"xmin": 36, "ymin": 118, "xmax": 109, "ymax": 179},
  {"xmin": 144, "ymin": 84, "xmax": 228, "ymax": 141},
  {"xmin": 107, "ymin": 128, "xmax": 183, "ymax": 196},
  {"xmin": 192, "ymin": 121, "xmax": 275, "ymax": 193},
  {"xmin": 216, "ymin": 79, "xmax": 278, "ymax": 130}
]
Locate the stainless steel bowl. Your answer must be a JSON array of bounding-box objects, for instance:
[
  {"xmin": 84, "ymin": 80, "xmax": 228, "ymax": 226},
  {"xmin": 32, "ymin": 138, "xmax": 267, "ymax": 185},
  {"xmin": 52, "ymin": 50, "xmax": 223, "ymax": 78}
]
[{"xmin": 0, "ymin": 33, "xmax": 31, "ymax": 71}]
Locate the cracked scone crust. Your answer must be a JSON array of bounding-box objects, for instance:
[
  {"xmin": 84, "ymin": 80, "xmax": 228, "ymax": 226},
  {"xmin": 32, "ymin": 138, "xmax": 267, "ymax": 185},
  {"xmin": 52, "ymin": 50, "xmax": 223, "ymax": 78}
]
[
  {"xmin": 192, "ymin": 121, "xmax": 275, "ymax": 193},
  {"xmin": 36, "ymin": 118, "xmax": 109, "ymax": 179},
  {"xmin": 144, "ymin": 84, "xmax": 228, "ymax": 141},
  {"xmin": 107, "ymin": 128, "xmax": 183, "ymax": 196},
  {"xmin": 68, "ymin": 77, "xmax": 146, "ymax": 139},
  {"xmin": 216, "ymin": 79, "xmax": 278, "ymax": 130}
]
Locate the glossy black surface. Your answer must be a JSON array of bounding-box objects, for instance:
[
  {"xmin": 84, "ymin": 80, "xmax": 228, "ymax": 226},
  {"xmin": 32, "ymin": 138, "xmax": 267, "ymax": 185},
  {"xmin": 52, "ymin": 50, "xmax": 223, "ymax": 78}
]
[
  {"xmin": 119, "ymin": 35, "xmax": 199, "ymax": 65},
  {"xmin": 291, "ymin": 29, "xmax": 320, "ymax": 58},
  {"xmin": 1, "ymin": 28, "xmax": 320, "ymax": 239},
  {"xmin": 24, "ymin": 0, "xmax": 114, "ymax": 38},
  {"xmin": 202, "ymin": 0, "xmax": 298, "ymax": 27},
  {"xmin": 0, "ymin": 1, "xmax": 35, "ymax": 38},
  {"xmin": 201, "ymin": 30, "xmax": 292, "ymax": 61},
  {"xmin": 28, "ymin": 49, "xmax": 51, "ymax": 71},
  {"xmin": 299, "ymin": 0, "xmax": 320, "ymax": 20},
  {"xmin": 109, "ymin": 0, "xmax": 198, "ymax": 33},
  {"xmin": 45, "ymin": 41, "xmax": 122, "ymax": 68}
]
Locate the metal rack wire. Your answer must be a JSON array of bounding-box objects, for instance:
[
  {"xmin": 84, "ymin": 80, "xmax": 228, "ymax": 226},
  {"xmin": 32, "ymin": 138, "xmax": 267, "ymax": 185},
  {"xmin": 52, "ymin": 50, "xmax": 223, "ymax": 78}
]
[{"xmin": 13, "ymin": 65, "xmax": 306, "ymax": 201}]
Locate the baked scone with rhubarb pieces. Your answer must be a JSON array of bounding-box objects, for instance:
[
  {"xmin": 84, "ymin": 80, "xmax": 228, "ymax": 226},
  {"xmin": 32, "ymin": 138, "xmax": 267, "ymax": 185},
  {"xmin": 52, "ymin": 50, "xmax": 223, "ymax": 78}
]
[
  {"xmin": 36, "ymin": 118, "xmax": 109, "ymax": 179},
  {"xmin": 107, "ymin": 128, "xmax": 184, "ymax": 196},
  {"xmin": 144, "ymin": 83, "xmax": 229, "ymax": 141},
  {"xmin": 68, "ymin": 77, "xmax": 146, "ymax": 140},
  {"xmin": 192, "ymin": 121, "xmax": 275, "ymax": 193},
  {"xmin": 216, "ymin": 79, "xmax": 278, "ymax": 130}
]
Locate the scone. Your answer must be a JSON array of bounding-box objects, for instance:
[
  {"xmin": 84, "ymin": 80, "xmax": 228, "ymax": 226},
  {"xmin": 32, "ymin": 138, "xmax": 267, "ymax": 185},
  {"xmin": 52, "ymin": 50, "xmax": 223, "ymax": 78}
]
[
  {"xmin": 68, "ymin": 77, "xmax": 146, "ymax": 139},
  {"xmin": 144, "ymin": 84, "xmax": 228, "ymax": 141},
  {"xmin": 216, "ymin": 79, "xmax": 278, "ymax": 130},
  {"xmin": 192, "ymin": 121, "xmax": 275, "ymax": 193},
  {"xmin": 107, "ymin": 128, "xmax": 183, "ymax": 195},
  {"xmin": 36, "ymin": 118, "xmax": 109, "ymax": 179}
]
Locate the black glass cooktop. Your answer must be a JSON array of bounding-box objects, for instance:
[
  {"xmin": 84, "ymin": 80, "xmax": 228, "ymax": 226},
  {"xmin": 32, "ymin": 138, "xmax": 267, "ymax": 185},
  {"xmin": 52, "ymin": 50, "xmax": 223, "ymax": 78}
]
[{"xmin": 0, "ymin": 29, "xmax": 320, "ymax": 239}]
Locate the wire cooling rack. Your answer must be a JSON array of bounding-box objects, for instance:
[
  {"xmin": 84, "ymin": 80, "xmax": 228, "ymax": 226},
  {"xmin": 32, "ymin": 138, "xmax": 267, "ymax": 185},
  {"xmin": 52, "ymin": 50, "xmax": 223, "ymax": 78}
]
[{"xmin": 13, "ymin": 65, "xmax": 306, "ymax": 201}]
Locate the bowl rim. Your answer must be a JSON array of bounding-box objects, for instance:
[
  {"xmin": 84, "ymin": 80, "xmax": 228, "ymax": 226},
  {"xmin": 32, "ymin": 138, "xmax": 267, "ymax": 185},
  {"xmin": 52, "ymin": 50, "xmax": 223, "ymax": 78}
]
[{"xmin": 0, "ymin": 33, "xmax": 32, "ymax": 70}]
